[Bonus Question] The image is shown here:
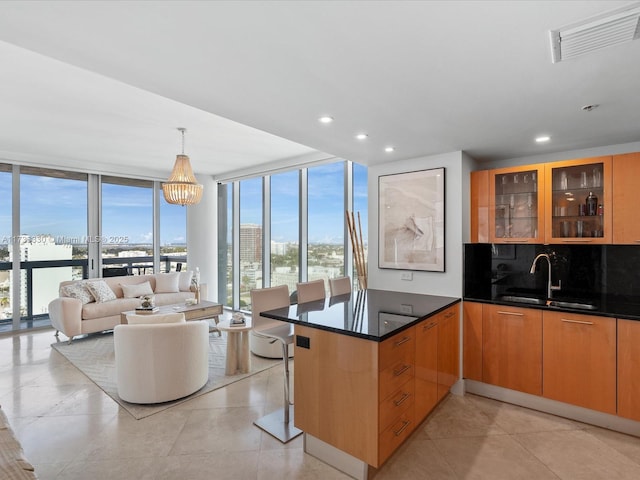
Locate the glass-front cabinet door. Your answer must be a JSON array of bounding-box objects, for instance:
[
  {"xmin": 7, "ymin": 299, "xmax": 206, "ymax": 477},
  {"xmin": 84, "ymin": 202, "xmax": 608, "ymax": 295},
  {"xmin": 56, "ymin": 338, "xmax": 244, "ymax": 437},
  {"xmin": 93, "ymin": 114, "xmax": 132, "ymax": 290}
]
[
  {"xmin": 544, "ymin": 156, "xmax": 611, "ymax": 244},
  {"xmin": 489, "ymin": 165, "xmax": 545, "ymax": 243}
]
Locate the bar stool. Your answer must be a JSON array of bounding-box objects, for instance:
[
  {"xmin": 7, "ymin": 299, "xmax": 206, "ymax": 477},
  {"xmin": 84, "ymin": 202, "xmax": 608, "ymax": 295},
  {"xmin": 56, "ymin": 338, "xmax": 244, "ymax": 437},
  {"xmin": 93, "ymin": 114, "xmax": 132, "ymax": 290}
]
[
  {"xmin": 329, "ymin": 276, "xmax": 352, "ymax": 296},
  {"xmin": 250, "ymin": 285, "xmax": 302, "ymax": 443},
  {"xmin": 296, "ymin": 279, "xmax": 326, "ymax": 303}
]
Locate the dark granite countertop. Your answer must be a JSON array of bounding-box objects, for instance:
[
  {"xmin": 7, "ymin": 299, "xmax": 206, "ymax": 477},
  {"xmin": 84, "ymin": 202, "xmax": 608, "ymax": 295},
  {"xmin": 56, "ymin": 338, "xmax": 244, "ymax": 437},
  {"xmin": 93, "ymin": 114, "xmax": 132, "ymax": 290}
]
[
  {"xmin": 261, "ymin": 289, "xmax": 461, "ymax": 342},
  {"xmin": 464, "ymin": 290, "xmax": 640, "ymax": 321}
]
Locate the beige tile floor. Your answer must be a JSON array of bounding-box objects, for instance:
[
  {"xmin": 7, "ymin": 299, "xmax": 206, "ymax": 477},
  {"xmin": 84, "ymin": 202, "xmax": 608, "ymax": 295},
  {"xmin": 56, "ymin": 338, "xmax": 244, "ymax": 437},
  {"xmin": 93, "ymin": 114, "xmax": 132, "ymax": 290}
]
[{"xmin": 2, "ymin": 328, "xmax": 640, "ymax": 479}]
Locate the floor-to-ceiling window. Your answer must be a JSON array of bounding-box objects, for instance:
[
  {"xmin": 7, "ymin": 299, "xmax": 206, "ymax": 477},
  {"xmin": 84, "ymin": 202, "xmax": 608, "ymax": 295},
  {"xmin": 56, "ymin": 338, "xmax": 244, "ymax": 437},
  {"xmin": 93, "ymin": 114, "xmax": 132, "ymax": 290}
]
[
  {"xmin": 352, "ymin": 162, "xmax": 368, "ymax": 289},
  {"xmin": 239, "ymin": 177, "xmax": 262, "ymax": 309},
  {"xmin": 307, "ymin": 163, "xmax": 345, "ymax": 288},
  {"xmin": 0, "ymin": 164, "xmax": 12, "ymax": 324},
  {"xmin": 101, "ymin": 176, "xmax": 153, "ymax": 275},
  {"xmin": 159, "ymin": 195, "xmax": 187, "ymax": 273},
  {"xmin": 270, "ymin": 170, "xmax": 299, "ymax": 292},
  {"xmin": 221, "ymin": 160, "xmax": 367, "ymax": 312},
  {"xmin": 19, "ymin": 167, "xmax": 88, "ymax": 326}
]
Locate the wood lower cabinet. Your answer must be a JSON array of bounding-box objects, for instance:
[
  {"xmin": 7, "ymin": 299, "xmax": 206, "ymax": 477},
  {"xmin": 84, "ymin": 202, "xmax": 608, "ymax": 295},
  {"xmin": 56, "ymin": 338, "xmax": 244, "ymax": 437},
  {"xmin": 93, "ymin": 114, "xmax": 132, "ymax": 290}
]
[
  {"xmin": 414, "ymin": 304, "xmax": 460, "ymax": 422},
  {"xmin": 542, "ymin": 311, "xmax": 616, "ymax": 414},
  {"xmin": 613, "ymin": 152, "xmax": 640, "ymax": 244},
  {"xmin": 414, "ymin": 317, "xmax": 438, "ymax": 423},
  {"xmin": 463, "ymin": 301, "xmax": 483, "ymax": 381},
  {"xmin": 294, "ymin": 303, "xmax": 460, "ymax": 469},
  {"xmin": 482, "ymin": 304, "xmax": 542, "ymax": 395},
  {"xmin": 618, "ymin": 319, "xmax": 640, "ymax": 421},
  {"xmin": 437, "ymin": 304, "xmax": 460, "ymax": 401}
]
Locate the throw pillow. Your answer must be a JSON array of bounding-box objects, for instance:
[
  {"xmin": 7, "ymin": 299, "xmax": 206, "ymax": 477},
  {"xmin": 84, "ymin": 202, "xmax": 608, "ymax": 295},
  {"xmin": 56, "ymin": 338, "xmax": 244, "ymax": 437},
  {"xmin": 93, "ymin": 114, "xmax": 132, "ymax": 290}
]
[
  {"xmin": 61, "ymin": 282, "xmax": 94, "ymax": 305},
  {"xmin": 120, "ymin": 281, "xmax": 154, "ymax": 299},
  {"xmin": 179, "ymin": 270, "xmax": 193, "ymax": 291},
  {"xmin": 86, "ymin": 280, "xmax": 117, "ymax": 303},
  {"xmin": 126, "ymin": 313, "xmax": 186, "ymax": 325},
  {"xmin": 154, "ymin": 272, "xmax": 180, "ymax": 293}
]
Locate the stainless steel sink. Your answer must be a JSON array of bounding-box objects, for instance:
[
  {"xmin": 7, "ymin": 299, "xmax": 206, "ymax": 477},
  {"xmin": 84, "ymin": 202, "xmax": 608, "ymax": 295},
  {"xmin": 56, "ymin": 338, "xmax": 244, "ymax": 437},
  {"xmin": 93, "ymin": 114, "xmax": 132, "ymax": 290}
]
[
  {"xmin": 498, "ymin": 295, "xmax": 546, "ymax": 306},
  {"xmin": 548, "ymin": 300, "xmax": 597, "ymax": 311},
  {"xmin": 497, "ymin": 296, "xmax": 597, "ymax": 311}
]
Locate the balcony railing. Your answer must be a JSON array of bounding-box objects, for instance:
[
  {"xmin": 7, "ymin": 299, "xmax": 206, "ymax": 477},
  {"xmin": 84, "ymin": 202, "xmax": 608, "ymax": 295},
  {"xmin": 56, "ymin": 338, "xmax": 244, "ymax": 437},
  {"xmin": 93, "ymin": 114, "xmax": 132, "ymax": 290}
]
[{"xmin": 0, "ymin": 255, "xmax": 187, "ymax": 328}]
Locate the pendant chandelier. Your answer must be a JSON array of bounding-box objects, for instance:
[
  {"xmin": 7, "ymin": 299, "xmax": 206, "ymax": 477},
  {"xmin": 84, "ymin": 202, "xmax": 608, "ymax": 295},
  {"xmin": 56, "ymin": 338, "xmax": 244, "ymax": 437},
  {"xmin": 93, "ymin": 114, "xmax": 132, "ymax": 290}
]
[{"xmin": 162, "ymin": 127, "xmax": 203, "ymax": 206}]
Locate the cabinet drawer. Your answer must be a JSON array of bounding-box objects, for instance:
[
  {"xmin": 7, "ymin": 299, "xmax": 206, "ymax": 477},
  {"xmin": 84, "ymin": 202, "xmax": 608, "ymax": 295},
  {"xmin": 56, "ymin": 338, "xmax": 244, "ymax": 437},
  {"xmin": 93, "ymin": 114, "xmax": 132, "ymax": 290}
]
[
  {"xmin": 379, "ymin": 379, "xmax": 414, "ymax": 433},
  {"xmin": 380, "ymin": 357, "xmax": 414, "ymax": 400},
  {"xmin": 379, "ymin": 410, "xmax": 415, "ymax": 464},
  {"xmin": 379, "ymin": 328, "xmax": 415, "ymax": 372}
]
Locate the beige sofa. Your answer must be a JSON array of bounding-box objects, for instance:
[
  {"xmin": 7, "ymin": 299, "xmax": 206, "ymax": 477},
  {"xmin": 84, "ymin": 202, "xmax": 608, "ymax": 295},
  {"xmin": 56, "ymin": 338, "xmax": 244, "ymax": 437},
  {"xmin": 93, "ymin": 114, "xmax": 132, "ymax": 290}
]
[{"xmin": 48, "ymin": 272, "xmax": 195, "ymax": 343}]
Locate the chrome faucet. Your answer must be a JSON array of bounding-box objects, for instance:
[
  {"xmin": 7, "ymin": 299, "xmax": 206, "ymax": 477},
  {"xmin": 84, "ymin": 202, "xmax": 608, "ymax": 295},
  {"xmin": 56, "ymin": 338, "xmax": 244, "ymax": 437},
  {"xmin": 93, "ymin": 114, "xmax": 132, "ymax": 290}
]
[{"xmin": 530, "ymin": 253, "xmax": 561, "ymax": 299}]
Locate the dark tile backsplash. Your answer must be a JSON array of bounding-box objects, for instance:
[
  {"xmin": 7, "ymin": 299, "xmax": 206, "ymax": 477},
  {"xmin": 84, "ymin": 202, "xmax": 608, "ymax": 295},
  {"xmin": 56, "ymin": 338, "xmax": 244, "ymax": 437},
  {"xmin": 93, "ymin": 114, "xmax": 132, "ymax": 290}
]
[{"xmin": 464, "ymin": 243, "xmax": 640, "ymax": 303}]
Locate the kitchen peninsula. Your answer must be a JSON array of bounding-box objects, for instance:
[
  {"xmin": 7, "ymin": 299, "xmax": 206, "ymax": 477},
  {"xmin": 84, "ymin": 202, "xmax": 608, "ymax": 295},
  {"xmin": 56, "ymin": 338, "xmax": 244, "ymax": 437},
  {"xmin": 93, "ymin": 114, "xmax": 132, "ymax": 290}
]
[{"xmin": 262, "ymin": 289, "xmax": 460, "ymax": 479}]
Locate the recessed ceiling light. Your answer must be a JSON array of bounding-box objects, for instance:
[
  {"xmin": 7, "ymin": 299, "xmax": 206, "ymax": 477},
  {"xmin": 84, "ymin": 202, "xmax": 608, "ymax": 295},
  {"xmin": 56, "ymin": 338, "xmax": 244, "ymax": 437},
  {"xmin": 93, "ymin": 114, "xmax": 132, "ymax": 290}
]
[
  {"xmin": 535, "ymin": 136, "xmax": 551, "ymax": 143},
  {"xmin": 385, "ymin": 146, "xmax": 395, "ymax": 153},
  {"xmin": 318, "ymin": 116, "xmax": 334, "ymax": 124},
  {"xmin": 355, "ymin": 133, "xmax": 368, "ymax": 140}
]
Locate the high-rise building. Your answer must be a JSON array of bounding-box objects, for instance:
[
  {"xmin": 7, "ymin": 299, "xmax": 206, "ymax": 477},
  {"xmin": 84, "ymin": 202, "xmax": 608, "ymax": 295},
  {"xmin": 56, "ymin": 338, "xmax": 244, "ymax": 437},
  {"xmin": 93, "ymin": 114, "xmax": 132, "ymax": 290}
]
[
  {"xmin": 240, "ymin": 224, "xmax": 262, "ymax": 264},
  {"xmin": 8, "ymin": 235, "xmax": 72, "ymax": 316}
]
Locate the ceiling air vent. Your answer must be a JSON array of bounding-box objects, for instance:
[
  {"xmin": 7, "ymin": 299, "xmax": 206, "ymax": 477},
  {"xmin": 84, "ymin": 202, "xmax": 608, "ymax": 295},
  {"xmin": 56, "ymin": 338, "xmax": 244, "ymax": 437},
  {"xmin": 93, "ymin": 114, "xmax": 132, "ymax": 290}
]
[{"xmin": 550, "ymin": 2, "xmax": 640, "ymax": 63}]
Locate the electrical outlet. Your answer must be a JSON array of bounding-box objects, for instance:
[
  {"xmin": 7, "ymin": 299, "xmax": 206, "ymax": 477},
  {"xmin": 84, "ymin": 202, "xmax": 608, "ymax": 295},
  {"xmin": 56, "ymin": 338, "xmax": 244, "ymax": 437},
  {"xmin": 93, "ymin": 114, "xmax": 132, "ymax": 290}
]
[
  {"xmin": 401, "ymin": 272, "xmax": 413, "ymax": 281},
  {"xmin": 400, "ymin": 304, "xmax": 413, "ymax": 315}
]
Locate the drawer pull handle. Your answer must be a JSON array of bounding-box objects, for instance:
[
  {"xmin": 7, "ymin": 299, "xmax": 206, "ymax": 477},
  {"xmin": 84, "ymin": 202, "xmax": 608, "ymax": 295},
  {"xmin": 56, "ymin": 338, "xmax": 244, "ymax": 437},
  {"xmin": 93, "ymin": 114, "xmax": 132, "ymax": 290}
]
[
  {"xmin": 561, "ymin": 318, "xmax": 594, "ymax": 325},
  {"xmin": 497, "ymin": 310, "xmax": 524, "ymax": 316},
  {"xmin": 394, "ymin": 420, "xmax": 411, "ymax": 436},
  {"xmin": 423, "ymin": 322, "xmax": 437, "ymax": 331},
  {"xmin": 393, "ymin": 364, "xmax": 411, "ymax": 377},
  {"xmin": 445, "ymin": 311, "xmax": 455, "ymax": 318},
  {"xmin": 394, "ymin": 392, "xmax": 411, "ymax": 407},
  {"xmin": 395, "ymin": 336, "xmax": 411, "ymax": 347},
  {"xmin": 560, "ymin": 239, "xmax": 593, "ymax": 243},
  {"xmin": 503, "ymin": 239, "xmax": 528, "ymax": 243}
]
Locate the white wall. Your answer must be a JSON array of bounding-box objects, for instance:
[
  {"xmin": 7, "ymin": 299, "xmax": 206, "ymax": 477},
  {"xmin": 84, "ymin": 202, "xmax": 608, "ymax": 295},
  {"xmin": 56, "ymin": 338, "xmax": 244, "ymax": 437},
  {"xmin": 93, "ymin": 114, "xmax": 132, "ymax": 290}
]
[
  {"xmin": 368, "ymin": 151, "xmax": 474, "ymax": 298},
  {"xmin": 187, "ymin": 175, "xmax": 218, "ymax": 301}
]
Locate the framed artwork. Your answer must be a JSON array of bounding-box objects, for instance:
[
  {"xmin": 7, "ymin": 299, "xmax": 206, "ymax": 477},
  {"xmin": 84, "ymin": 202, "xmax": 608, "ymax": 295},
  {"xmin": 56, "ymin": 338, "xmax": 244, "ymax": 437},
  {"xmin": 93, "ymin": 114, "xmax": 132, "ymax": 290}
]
[{"xmin": 378, "ymin": 167, "xmax": 445, "ymax": 272}]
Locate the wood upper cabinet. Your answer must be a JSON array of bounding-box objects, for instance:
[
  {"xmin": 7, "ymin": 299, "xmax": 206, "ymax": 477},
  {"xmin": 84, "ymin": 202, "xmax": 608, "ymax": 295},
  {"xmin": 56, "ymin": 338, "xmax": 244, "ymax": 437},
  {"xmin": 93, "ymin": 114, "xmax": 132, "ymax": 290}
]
[
  {"xmin": 489, "ymin": 164, "xmax": 545, "ymax": 244},
  {"xmin": 542, "ymin": 310, "xmax": 616, "ymax": 414},
  {"xmin": 613, "ymin": 152, "xmax": 640, "ymax": 244},
  {"xmin": 617, "ymin": 319, "xmax": 640, "ymax": 421},
  {"xmin": 463, "ymin": 301, "xmax": 483, "ymax": 382},
  {"xmin": 482, "ymin": 304, "xmax": 542, "ymax": 395},
  {"xmin": 437, "ymin": 304, "xmax": 460, "ymax": 401},
  {"xmin": 544, "ymin": 156, "xmax": 612, "ymax": 244},
  {"xmin": 470, "ymin": 170, "xmax": 489, "ymax": 243}
]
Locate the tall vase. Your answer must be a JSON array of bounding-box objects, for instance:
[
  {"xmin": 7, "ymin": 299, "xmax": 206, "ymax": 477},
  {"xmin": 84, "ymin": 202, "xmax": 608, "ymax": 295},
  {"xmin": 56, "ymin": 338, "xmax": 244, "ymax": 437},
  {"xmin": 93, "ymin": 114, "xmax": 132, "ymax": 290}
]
[{"xmin": 195, "ymin": 287, "xmax": 201, "ymax": 304}]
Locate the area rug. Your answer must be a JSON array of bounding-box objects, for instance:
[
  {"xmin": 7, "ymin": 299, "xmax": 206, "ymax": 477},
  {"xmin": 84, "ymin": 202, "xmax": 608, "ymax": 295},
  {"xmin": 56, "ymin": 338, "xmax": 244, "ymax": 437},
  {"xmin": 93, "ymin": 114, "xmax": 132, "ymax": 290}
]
[{"xmin": 51, "ymin": 332, "xmax": 280, "ymax": 420}]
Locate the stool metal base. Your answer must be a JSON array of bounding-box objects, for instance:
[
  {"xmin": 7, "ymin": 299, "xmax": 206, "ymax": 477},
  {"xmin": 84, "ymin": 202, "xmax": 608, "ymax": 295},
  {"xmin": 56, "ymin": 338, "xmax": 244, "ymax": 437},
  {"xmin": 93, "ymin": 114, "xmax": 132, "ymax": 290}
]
[{"xmin": 254, "ymin": 407, "xmax": 303, "ymax": 443}]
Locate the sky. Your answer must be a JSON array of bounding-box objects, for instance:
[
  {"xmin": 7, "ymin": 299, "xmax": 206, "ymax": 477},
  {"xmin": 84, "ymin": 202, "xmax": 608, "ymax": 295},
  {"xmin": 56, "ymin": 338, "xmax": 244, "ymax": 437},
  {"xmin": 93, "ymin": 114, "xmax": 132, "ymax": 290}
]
[
  {"xmin": 0, "ymin": 161, "xmax": 367, "ymax": 247},
  {"xmin": 235, "ymin": 162, "xmax": 368, "ymax": 244}
]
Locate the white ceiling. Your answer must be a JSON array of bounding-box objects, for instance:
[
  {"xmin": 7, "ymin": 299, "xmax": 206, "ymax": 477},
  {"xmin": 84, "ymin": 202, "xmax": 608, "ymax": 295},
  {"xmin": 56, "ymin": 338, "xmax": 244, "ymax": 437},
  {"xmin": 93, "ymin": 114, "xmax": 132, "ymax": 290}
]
[{"xmin": 0, "ymin": 1, "xmax": 639, "ymax": 180}]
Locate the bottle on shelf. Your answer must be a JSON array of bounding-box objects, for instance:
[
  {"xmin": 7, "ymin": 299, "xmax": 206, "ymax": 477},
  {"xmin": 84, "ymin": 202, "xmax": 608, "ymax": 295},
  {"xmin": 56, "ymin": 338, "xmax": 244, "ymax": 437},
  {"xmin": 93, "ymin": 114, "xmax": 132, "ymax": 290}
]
[{"xmin": 586, "ymin": 192, "xmax": 598, "ymax": 216}]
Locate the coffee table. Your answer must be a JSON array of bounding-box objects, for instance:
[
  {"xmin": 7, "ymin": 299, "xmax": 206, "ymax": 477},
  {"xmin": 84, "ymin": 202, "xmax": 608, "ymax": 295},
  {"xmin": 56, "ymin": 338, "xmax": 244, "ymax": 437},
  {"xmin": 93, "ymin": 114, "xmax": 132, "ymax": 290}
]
[
  {"xmin": 216, "ymin": 314, "xmax": 253, "ymax": 375},
  {"xmin": 120, "ymin": 300, "xmax": 223, "ymax": 335}
]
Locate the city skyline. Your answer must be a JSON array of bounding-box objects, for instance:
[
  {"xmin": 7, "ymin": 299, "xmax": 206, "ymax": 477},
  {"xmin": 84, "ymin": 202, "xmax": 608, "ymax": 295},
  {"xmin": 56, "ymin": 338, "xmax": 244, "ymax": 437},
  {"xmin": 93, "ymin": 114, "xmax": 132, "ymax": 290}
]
[{"xmin": 1, "ymin": 162, "xmax": 368, "ymax": 247}]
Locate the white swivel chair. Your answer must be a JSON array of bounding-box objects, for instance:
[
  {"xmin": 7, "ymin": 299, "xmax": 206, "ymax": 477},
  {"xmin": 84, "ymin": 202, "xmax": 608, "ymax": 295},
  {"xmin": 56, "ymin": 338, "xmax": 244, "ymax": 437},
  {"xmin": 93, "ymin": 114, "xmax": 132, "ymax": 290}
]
[
  {"xmin": 114, "ymin": 313, "xmax": 209, "ymax": 404},
  {"xmin": 329, "ymin": 276, "xmax": 352, "ymax": 297},
  {"xmin": 296, "ymin": 279, "xmax": 326, "ymax": 304},
  {"xmin": 250, "ymin": 285, "xmax": 302, "ymax": 443}
]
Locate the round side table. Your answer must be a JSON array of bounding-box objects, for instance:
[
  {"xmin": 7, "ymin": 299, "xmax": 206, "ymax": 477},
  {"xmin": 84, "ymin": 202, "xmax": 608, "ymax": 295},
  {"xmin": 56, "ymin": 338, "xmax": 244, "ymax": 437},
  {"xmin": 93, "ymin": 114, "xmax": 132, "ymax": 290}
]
[{"xmin": 217, "ymin": 316, "xmax": 253, "ymax": 375}]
